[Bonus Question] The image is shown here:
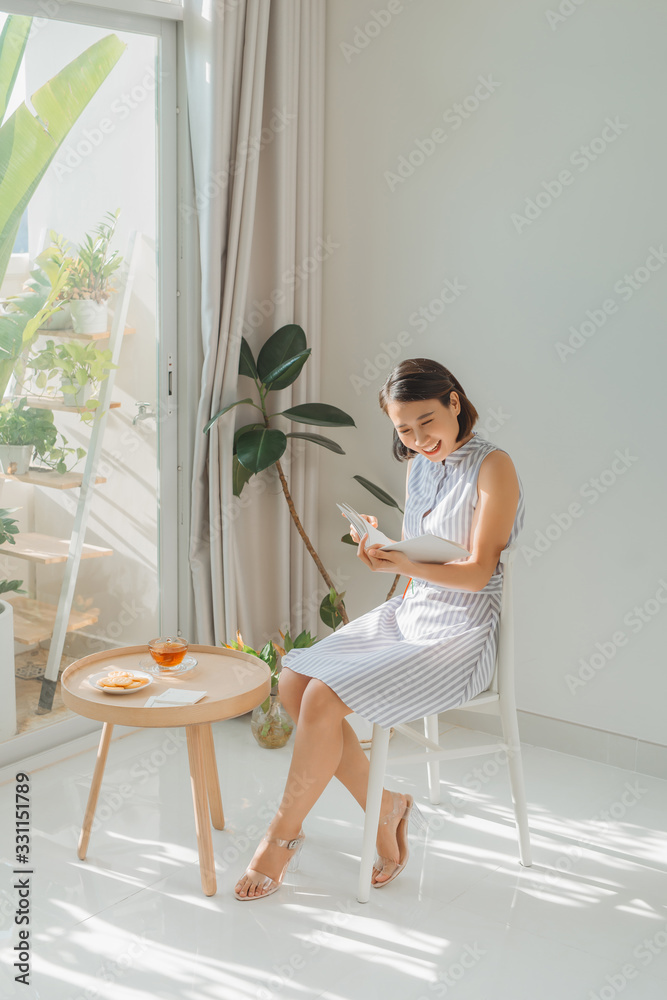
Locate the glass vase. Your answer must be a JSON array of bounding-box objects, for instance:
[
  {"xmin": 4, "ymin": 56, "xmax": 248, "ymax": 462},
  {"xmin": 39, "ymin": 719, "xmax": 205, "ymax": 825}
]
[{"xmin": 251, "ymin": 692, "xmax": 294, "ymax": 749}]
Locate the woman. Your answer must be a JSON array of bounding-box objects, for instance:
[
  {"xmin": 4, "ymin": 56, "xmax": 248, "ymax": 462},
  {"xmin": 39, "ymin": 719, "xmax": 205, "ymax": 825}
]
[{"xmin": 234, "ymin": 358, "xmax": 524, "ymax": 900}]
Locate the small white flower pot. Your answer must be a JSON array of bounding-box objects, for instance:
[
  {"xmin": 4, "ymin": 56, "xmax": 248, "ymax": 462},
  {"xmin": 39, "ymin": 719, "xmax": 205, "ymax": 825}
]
[
  {"xmin": 69, "ymin": 299, "xmax": 108, "ymax": 335},
  {"xmin": 61, "ymin": 381, "xmax": 94, "ymax": 408},
  {"xmin": 42, "ymin": 303, "xmax": 71, "ymax": 331},
  {"xmin": 0, "ymin": 600, "xmax": 17, "ymax": 741},
  {"xmin": 0, "ymin": 444, "xmax": 33, "ymax": 476}
]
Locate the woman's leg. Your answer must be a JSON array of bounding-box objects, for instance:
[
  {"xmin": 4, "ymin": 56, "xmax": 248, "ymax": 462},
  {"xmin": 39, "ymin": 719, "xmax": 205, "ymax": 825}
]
[
  {"xmin": 280, "ymin": 667, "xmax": 372, "ymax": 809},
  {"xmin": 234, "ymin": 669, "xmax": 406, "ymax": 897}
]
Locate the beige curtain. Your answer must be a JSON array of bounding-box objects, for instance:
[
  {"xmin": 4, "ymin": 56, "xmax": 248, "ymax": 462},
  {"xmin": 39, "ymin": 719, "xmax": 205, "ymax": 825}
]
[{"xmin": 184, "ymin": 0, "xmax": 326, "ymax": 645}]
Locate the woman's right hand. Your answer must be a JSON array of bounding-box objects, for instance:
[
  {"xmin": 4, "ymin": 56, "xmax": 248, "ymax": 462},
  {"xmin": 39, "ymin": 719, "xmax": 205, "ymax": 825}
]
[{"xmin": 342, "ymin": 512, "xmax": 378, "ymax": 543}]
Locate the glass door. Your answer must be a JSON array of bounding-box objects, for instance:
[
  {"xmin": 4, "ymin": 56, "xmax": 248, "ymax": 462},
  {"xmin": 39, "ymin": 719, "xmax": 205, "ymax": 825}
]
[{"xmin": 0, "ymin": 3, "xmax": 178, "ymax": 765}]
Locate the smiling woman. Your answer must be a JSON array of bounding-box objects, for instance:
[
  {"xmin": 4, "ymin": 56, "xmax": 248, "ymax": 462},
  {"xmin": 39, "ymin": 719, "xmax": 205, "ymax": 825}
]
[{"xmin": 234, "ymin": 356, "xmax": 525, "ymax": 899}]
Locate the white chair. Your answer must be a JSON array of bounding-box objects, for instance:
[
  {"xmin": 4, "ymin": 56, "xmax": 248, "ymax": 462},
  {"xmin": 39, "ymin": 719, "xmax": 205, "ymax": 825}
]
[{"xmin": 357, "ymin": 547, "xmax": 532, "ymax": 903}]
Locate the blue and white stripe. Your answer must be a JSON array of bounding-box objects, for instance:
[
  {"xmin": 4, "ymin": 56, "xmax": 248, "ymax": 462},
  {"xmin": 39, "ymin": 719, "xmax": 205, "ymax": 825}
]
[{"xmin": 281, "ymin": 433, "xmax": 525, "ymax": 728}]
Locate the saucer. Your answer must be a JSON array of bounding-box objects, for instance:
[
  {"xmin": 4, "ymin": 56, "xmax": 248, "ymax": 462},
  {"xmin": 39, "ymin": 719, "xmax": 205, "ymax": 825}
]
[{"xmin": 139, "ymin": 654, "xmax": 198, "ymax": 675}]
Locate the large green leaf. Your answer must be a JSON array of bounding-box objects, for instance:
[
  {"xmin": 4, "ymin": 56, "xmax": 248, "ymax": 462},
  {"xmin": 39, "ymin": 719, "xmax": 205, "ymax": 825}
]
[
  {"xmin": 232, "ymin": 454, "xmax": 253, "ymax": 496},
  {"xmin": 279, "ymin": 403, "xmax": 356, "ymax": 428},
  {"xmin": 0, "ymin": 16, "xmax": 31, "ymax": 125},
  {"xmin": 0, "ymin": 32, "xmax": 126, "ymax": 288},
  {"xmin": 285, "ymin": 431, "xmax": 344, "ymax": 454},
  {"xmin": 233, "ymin": 421, "xmax": 265, "ymax": 453},
  {"xmin": 235, "ymin": 427, "xmax": 286, "ymax": 474},
  {"xmin": 203, "ymin": 398, "xmax": 255, "ymax": 434},
  {"xmin": 238, "ymin": 336, "xmax": 259, "ymax": 379},
  {"xmin": 262, "ymin": 349, "xmax": 311, "ymax": 390},
  {"xmin": 257, "ymin": 324, "xmax": 306, "ymax": 384},
  {"xmin": 353, "ymin": 475, "xmax": 403, "ymax": 511}
]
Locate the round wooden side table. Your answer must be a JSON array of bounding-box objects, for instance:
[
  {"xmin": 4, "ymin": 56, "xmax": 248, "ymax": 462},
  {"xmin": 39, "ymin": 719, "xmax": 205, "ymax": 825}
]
[{"xmin": 61, "ymin": 643, "xmax": 271, "ymax": 896}]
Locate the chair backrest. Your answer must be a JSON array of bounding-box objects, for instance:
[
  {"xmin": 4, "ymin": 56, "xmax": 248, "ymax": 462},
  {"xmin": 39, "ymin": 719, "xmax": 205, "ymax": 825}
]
[{"xmin": 486, "ymin": 546, "xmax": 516, "ymax": 696}]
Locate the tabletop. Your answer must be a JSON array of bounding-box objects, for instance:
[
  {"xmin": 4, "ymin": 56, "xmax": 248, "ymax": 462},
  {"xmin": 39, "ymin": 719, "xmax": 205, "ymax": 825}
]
[{"xmin": 61, "ymin": 644, "xmax": 271, "ymax": 728}]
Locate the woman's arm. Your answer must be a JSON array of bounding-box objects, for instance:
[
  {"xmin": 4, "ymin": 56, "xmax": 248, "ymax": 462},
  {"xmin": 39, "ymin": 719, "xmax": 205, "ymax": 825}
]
[{"xmin": 363, "ymin": 450, "xmax": 520, "ymax": 592}]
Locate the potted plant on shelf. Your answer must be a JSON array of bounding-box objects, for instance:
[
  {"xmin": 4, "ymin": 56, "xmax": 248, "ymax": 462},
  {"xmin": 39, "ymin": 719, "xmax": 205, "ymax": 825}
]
[
  {"xmin": 222, "ymin": 628, "xmax": 318, "ymax": 749},
  {"xmin": 0, "ymin": 399, "xmax": 58, "ymax": 475},
  {"xmin": 27, "ymin": 338, "xmax": 116, "ymax": 420},
  {"xmin": 0, "ymin": 507, "xmax": 24, "ymax": 742},
  {"xmin": 0, "ymin": 399, "xmax": 84, "ymax": 474},
  {"xmin": 62, "ymin": 210, "xmax": 123, "ymax": 335}
]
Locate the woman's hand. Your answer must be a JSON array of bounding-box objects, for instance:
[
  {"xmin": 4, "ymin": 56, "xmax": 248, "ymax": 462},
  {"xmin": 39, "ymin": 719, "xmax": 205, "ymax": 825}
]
[
  {"xmin": 342, "ymin": 512, "xmax": 378, "ymax": 543},
  {"xmin": 358, "ymin": 537, "xmax": 414, "ymax": 577}
]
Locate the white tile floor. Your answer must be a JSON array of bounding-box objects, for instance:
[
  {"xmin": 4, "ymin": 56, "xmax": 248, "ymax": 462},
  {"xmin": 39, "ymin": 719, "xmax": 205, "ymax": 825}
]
[{"xmin": 1, "ymin": 717, "xmax": 666, "ymax": 1000}]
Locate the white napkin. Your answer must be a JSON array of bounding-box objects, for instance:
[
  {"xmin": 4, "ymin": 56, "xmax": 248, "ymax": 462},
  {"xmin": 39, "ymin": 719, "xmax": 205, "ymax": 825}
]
[{"xmin": 144, "ymin": 688, "xmax": 207, "ymax": 707}]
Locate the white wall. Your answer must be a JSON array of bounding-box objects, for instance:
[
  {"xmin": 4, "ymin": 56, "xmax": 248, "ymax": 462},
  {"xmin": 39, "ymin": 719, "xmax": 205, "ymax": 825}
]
[{"xmin": 319, "ymin": 0, "xmax": 667, "ymax": 745}]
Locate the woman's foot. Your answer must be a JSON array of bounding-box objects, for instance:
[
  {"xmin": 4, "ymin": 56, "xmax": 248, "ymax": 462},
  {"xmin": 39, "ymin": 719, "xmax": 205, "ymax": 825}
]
[
  {"xmin": 234, "ymin": 829, "xmax": 305, "ymax": 900},
  {"xmin": 372, "ymin": 790, "xmax": 409, "ymax": 886}
]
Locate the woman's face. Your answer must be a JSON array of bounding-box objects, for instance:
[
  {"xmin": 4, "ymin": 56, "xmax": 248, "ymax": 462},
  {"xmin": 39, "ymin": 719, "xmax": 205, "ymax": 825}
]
[{"xmin": 386, "ymin": 395, "xmax": 469, "ymax": 462}]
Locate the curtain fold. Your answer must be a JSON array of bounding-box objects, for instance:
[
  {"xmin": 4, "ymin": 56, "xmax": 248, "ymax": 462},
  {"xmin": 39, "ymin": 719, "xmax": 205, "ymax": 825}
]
[{"xmin": 184, "ymin": 0, "xmax": 326, "ymax": 646}]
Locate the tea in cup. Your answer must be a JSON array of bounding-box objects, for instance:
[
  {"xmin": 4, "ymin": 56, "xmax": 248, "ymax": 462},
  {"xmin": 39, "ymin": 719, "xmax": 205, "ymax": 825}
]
[{"xmin": 148, "ymin": 637, "xmax": 189, "ymax": 669}]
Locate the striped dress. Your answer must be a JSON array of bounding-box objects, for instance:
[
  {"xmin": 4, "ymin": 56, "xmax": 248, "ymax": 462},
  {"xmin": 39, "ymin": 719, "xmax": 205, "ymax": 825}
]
[{"xmin": 280, "ymin": 433, "xmax": 525, "ymax": 728}]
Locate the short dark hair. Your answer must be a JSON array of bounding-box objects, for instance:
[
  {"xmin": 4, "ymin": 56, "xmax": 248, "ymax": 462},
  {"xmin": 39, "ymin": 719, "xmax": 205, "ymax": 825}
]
[{"xmin": 378, "ymin": 358, "xmax": 479, "ymax": 461}]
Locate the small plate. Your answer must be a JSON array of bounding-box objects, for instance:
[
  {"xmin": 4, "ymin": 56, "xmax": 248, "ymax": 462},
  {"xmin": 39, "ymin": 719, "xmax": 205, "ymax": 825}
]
[
  {"xmin": 138, "ymin": 654, "xmax": 198, "ymax": 675},
  {"xmin": 90, "ymin": 669, "xmax": 154, "ymax": 695}
]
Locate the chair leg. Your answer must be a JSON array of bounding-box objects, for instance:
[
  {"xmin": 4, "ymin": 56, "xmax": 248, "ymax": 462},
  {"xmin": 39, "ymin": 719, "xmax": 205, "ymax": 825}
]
[
  {"xmin": 357, "ymin": 724, "xmax": 390, "ymax": 903},
  {"xmin": 424, "ymin": 715, "xmax": 441, "ymax": 804},
  {"xmin": 499, "ymin": 697, "xmax": 532, "ymax": 867}
]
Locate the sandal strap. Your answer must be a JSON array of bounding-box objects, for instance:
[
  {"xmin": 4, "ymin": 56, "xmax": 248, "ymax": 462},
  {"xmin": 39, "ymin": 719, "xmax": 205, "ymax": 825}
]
[
  {"xmin": 263, "ymin": 831, "xmax": 305, "ymax": 850},
  {"xmin": 378, "ymin": 791, "xmax": 407, "ymax": 826}
]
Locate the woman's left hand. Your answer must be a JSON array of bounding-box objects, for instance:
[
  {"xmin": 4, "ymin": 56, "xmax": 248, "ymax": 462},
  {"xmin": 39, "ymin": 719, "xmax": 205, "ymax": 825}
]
[{"xmin": 359, "ymin": 537, "xmax": 414, "ymax": 577}]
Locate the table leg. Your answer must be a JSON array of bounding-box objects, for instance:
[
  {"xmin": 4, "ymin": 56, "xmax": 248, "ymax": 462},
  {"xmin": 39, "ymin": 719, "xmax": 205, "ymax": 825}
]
[
  {"xmin": 78, "ymin": 722, "xmax": 114, "ymax": 860},
  {"xmin": 201, "ymin": 723, "xmax": 225, "ymax": 830},
  {"xmin": 186, "ymin": 724, "xmax": 217, "ymax": 896}
]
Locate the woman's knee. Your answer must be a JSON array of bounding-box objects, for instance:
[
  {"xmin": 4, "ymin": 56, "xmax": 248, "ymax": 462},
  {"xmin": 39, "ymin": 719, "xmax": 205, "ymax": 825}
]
[
  {"xmin": 300, "ymin": 678, "xmax": 348, "ymax": 719},
  {"xmin": 278, "ymin": 667, "xmax": 310, "ymax": 708}
]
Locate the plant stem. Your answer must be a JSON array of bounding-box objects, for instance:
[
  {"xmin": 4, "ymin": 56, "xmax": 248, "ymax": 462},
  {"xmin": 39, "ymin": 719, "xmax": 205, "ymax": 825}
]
[
  {"xmin": 386, "ymin": 574, "xmax": 400, "ymax": 601},
  {"xmin": 273, "ymin": 457, "xmax": 350, "ymax": 625}
]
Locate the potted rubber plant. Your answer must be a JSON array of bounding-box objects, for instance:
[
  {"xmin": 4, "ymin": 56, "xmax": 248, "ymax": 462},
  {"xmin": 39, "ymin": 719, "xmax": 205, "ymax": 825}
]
[
  {"xmin": 27, "ymin": 338, "xmax": 116, "ymax": 420},
  {"xmin": 63, "ymin": 210, "xmax": 123, "ymax": 334},
  {"xmin": 222, "ymin": 629, "xmax": 317, "ymax": 749},
  {"xmin": 205, "ymin": 324, "xmax": 355, "ymax": 627}
]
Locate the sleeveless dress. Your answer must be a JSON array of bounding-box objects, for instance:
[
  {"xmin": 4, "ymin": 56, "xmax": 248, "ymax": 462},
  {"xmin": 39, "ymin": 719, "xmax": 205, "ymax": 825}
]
[{"xmin": 280, "ymin": 433, "xmax": 525, "ymax": 728}]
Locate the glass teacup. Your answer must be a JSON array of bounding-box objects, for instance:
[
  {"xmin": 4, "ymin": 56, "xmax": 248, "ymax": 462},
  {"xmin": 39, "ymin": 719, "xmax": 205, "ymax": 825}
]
[{"xmin": 148, "ymin": 636, "xmax": 189, "ymax": 670}]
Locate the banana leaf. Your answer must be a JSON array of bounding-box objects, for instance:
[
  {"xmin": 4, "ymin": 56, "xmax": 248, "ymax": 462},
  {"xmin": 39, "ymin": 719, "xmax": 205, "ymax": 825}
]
[{"xmin": 0, "ymin": 27, "xmax": 126, "ymax": 288}]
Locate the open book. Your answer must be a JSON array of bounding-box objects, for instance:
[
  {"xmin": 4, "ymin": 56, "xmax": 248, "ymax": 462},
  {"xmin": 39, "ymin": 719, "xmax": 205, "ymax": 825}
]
[{"xmin": 337, "ymin": 502, "xmax": 470, "ymax": 564}]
